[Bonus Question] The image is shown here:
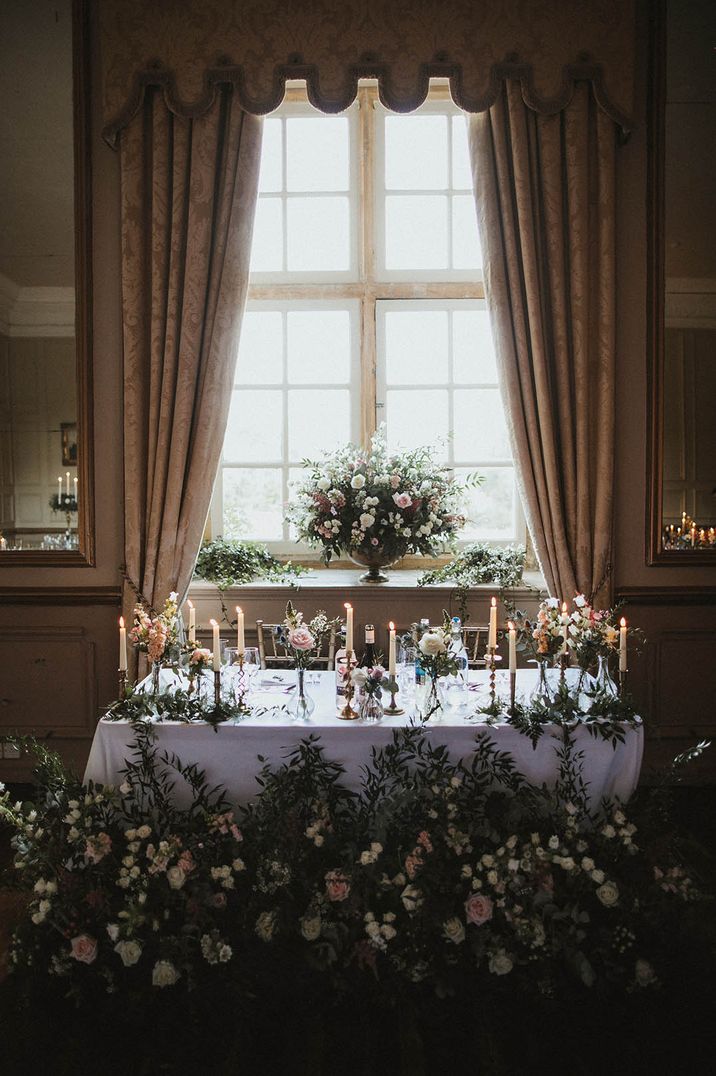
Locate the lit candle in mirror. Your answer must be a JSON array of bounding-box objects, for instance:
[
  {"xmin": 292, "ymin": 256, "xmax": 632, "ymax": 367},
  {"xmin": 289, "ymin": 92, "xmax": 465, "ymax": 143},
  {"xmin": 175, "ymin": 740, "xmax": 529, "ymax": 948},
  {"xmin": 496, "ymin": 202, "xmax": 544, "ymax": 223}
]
[
  {"xmin": 388, "ymin": 621, "xmax": 396, "ymax": 677},
  {"xmin": 508, "ymin": 621, "xmax": 516, "ymax": 673},
  {"xmin": 73, "ymin": 476, "xmax": 78, "ymax": 499},
  {"xmin": 236, "ymin": 606, "xmax": 245, "ymax": 654},
  {"xmin": 210, "ymin": 618, "xmax": 221, "ymax": 671},
  {"xmin": 119, "ymin": 616, "xmax": 127, "ymax": 671},
  {"xmin": 344, "ymin": 602, "xmax": 353, "ymax": 655},
  {"xmin": 65, "ymin": 471, "xmax": 70, "ymax": 497},
  {"xmin": 187, "ymin": 599, "xmax": 196, "ymax": 644},
  {"xmin": 57, "ymin": 476, "xmax": 62, "ymax": 503},
  {"xmin": 488, "ymin": 596, "xmax": 497, "ymax": 649},
  {"xmin": 619, "ymin": 617, "xmax": 628, "ymax": 672},
  {"xmin": 561, "ymin": 601, "xmax": 569, "ymax": 653}
]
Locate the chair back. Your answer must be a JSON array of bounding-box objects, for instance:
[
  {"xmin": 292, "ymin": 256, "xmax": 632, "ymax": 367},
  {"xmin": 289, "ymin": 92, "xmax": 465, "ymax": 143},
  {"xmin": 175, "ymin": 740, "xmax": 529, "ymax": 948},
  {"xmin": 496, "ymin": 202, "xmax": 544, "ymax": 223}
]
[{"xmin": 256, "ymin": 619, "xmax": 336, "ymax": 671}]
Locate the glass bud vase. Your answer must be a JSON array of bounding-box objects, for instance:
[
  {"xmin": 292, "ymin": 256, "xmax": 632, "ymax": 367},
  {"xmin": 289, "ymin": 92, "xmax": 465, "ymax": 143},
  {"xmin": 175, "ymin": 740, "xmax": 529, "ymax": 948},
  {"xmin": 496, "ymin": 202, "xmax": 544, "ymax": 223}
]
[
  {"xmin": 531, "ymin": 659, "xmax": 552, "ymax": 707},
  {"xmin": 421, "ymin": 675, "xmax": 444, "ymax": 722},
  {"xmin": 289, "ymin": 667, "xmax": 315, "ymax": 720},
  {"xmin": 359, "ymin": 691, "xmax": 384, "ymax": 724},
  {"xmin": 151, "ymin": 662, "xmax": 161, "ymax": 695},
  {"xmin": 595, "ymin": 654, "xmax": 618, "ymax": 696}
]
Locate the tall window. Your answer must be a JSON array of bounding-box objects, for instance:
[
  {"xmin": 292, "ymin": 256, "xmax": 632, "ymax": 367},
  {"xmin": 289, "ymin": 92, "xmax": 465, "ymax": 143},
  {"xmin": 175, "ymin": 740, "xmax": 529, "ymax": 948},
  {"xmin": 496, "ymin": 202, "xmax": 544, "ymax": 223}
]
[{"xmin": 212, "ymin": 84, "xmax": 521, "ymax": 553}]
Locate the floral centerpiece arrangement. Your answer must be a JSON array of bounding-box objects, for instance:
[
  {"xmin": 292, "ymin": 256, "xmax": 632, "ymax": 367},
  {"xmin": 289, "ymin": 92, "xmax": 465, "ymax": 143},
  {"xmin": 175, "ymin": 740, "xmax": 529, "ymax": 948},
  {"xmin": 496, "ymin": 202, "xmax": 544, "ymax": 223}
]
[
  {"xmin": 350, "ymin": 665, "xmax": 389, "ymax": 723},
  {"xmin": 129, "ymin": 592, "xmax": 180, "ymax": 667},
  {"xmin": 275, "ymin": 601, "xmax": 340, "ymax": 719},
  {"xmin": 417, "ymin": 619, "xmax": 459, "ymax": 720},
  {"xmin": 287, "ymin": 426, "xmax": 475, "ymax": 581}
]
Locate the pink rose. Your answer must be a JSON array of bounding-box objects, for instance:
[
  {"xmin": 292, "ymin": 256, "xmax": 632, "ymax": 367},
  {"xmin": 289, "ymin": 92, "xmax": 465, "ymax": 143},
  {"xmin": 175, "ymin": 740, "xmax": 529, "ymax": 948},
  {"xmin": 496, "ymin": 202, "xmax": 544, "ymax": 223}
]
[
  {"xmin": 390, "ymin": 475, "xmax": 401, "ymax": 489},
  {"xmin": 189, "ymin": 647, "xmax": 212, "ymax": 665},
  {"xmin": 288, "ymin": 625, "xmax": 316, "ymax": 651},
  {"xmin": 325, "ymin": 869, "xmax": 350, "ymax": 902},
  {"xmin": 84, "ymin": 832, "xmax": 112, "ymax": 864},
  {"xmin": 417, "ymin": 831, "xmax": 433, "ymax": 853},
  {"xmin": 70, "ymin": 934, "xmax": 98, "ymax": 964},
  {"xmin": 393, "ymin": 492, "xmax": 412, "ymax": 509},
  {"xmin": 465, "ymin": 893, "xmax": 493, "ymax": 926}
]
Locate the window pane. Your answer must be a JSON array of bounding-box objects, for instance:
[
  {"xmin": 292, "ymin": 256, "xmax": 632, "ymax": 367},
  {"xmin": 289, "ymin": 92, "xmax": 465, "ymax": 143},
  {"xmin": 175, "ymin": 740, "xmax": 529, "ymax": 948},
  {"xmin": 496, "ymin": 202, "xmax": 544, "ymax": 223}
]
[
  {"xmin": 250, "ymin": 197, "xmax": 283, "ymax": 272},
  {"xmin": 287, "ymin": 116, "xmax": 349, "ymax": 192},
  {"xmin": 385, "ymin": 194, "xmax": 448, "ymax": 269},
  {"xmin": 288, "ymin": 388, "xmax": 350, "ymax": 460},
  {"xmin": 385, "ymin": 388, "xmax": 448, "ymax": 455},
  {"xmin": 385, "ymin": 115, "xmax": 448, "ymax": 190},
  {"xmin": 287, "ymin": 196, "xmax": 350, "ymax": 271},
  {"xmin": 222, "ymin": 468, "xmax": 283, "ymax": 541},
  {"xmin": 453, "ymin": 310, "xmax": 497, "ymax": 382},
  {"xmin": 236, "ymin": 311, "xmax": 283, "ymax": 385},
  {"xmin": 287, "ymin": 309, "xmax": 350, "ymax": 384},
  {"xmin": 224, "ymin": 390, "xmax": 283, "ymax": 463},
  {"xmin": 451, "ymin": 194, "xmax": 482, "ymax": 269},
  {"xmin": 453, "ymin": 389, "xmax": 510, "ymax": 461},
  {"xmin": 384, "ymin": 309, "xmax": 448, "ymax": 384},
  {"xmin": 451, "ymin": 115, "xmax": 472, "ymax": 189},
  {"xmin": 258, "ymin": 118, "xmax": 283, "ymax": 193},
  {"xmin": 458, "ymin": 466, "xmax": 515, "ymax": 540}
]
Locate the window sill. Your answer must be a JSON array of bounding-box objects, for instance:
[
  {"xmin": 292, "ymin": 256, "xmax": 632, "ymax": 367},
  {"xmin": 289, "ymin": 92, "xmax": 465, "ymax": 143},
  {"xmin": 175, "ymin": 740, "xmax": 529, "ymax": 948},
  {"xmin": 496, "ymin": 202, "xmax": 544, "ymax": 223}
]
[{"xmin": 190, "ymin": 567, "xmax": 545, "ymax": 598}]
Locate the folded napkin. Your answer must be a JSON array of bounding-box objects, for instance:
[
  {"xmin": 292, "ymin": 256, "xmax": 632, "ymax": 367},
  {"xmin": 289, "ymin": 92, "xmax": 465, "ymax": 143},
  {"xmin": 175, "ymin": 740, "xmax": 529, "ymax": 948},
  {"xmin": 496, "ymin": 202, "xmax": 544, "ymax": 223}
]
[{"xmin": 256, "ymin": 678, "xmax": 295, "ymax": 693}]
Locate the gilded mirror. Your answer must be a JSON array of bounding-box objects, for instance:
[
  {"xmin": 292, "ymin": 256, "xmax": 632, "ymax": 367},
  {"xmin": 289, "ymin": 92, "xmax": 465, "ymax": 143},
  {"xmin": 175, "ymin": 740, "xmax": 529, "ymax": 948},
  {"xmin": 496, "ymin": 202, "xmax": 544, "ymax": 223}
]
[
  {"xmin": 0, "ymin": 0, "xmax": 93, "ymax": 565},
  {"xmin": 648, "ymin": 0, "xmax": 716, "ymax": 563}
]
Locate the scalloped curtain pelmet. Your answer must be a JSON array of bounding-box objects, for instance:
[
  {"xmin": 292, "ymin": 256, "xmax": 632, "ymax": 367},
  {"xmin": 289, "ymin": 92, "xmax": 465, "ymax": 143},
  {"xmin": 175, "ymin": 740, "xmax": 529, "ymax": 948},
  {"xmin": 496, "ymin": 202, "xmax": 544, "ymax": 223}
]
[
  {"xmin": 468, "ymin": 81, "xmax": 616, "ymax": 605},
  {"xmin": 120, "ymin": 87, "xmax": 262, "ymax": 628}
]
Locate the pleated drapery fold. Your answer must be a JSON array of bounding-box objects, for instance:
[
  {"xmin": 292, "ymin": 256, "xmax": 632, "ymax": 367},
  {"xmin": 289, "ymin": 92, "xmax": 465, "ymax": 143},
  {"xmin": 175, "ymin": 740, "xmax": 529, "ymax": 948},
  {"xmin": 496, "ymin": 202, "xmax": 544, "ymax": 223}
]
[
  {"xmin": 468, "ymin": 82, "xmax": 616, "ymax": 606},
  {"xmin": 120, "ymin": 87, "xmax": 262, "ymax": 631}
]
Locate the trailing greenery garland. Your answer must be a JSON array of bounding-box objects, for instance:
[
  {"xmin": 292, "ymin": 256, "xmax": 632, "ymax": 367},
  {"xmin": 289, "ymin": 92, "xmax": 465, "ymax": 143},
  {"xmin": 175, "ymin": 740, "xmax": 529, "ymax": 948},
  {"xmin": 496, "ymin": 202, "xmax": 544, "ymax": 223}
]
[
  {"xmin": 418, "ymin": 543, "xmax": 527, "ymax": 621},
  {"xmin": 0, "ymin": 727, "xmax": 710, "ymax": 1010},
  {"xmin": 193, "ymin": 538, "xmax": 308, "ymax": 590}
]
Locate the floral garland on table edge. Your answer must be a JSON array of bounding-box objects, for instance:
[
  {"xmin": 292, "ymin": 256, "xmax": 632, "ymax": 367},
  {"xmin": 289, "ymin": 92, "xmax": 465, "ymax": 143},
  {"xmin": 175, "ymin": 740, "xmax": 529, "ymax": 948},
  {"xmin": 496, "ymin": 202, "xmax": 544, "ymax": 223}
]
[
  {"xmin": 286, "ymin": 426, "xmax": 477, "ymax": 565},
  {"xmin": 0, "ymin": 727, "xmax": 711, "ymax": 1007}
]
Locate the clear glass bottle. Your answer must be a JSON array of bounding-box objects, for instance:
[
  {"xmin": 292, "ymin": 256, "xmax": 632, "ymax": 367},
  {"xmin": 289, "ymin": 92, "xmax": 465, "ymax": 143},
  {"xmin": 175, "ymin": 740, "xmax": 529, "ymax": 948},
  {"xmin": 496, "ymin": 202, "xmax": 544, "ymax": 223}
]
[
  {"xmin": 444, "ymin": 616, "xmax": 470, "ymax": 712},
  {"xmin": 414, "ymin": 617, "xmax": 430, "ymax": 688}
]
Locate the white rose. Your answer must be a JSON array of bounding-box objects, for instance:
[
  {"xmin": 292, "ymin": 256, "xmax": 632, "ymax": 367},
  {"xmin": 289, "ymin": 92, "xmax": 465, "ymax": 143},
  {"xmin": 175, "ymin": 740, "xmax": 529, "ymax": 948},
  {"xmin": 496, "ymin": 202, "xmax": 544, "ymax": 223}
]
[
  {"xmin": 581, "ymin": 857, "xmax": 595, "ymax": 873},
  {"xmin": 317, "ymin": 476, "xmax": 331, "ymax": 491},
  {"xmin": 300, "ymin": 915, "xmax": 322, "ymax": 942},
  {"xmin": 400, "ymin": 884, "xmax": 423, "ymax": 913},
  {"xmin": 351, "ymin": 474, "xmax": 366, "ymax": 490},
  {"xmin": 359, "ymin": 512, "xmax": 375, "ymax": 529},
  {"xmin": 114, "ymin": 940, "xmax": 142, "ymax": 967},
  {"xmin": 136, "ymin": 825, "xmax": 151, "ymax": 840},
  {"xmin": 152, "ymin": 960, "xmax": 180, "ymax": 987},
  {"xmin": 380, "ymin": 923, "xmax": 397, "ymax": 941},
  {"xmin": 574, "ymin": 594, "xmax": 587, "ymax": 608},
  {"xmin": 106, "ymin": 924, "xmax": 120, "ymax": 942},
  {"xmin": 419, "ymin": 631, "xmax": 446, "ymax": 656},
  {"xmin": 443, "ymin": 917, "xmax": 466, "ymax": 945},
  {"xmin": 489, "ymin": 949, "xmax": 514, "ymax": 976},
  {"xmin": 596, "ymin": 880, "xmax": 619, "ymax": 907},
  {"xmin": 351, "ymin": 668, "xmax": 368, "ymax": 687},
  {"xmin": 166, "ymin": 866, "xmax": 186, "ymax": 890},
  {"xmin": 255, "ymin": 910, "xmax": 277, "ymax": 941}
]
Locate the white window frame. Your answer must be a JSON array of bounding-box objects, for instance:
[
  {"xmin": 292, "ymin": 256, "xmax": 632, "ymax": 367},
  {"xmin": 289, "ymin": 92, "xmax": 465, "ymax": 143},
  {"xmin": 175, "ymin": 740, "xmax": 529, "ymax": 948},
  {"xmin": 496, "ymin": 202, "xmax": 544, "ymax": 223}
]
[{"xmin": 210, "ymin": 83, "xmax": 525, "ymax": 556}]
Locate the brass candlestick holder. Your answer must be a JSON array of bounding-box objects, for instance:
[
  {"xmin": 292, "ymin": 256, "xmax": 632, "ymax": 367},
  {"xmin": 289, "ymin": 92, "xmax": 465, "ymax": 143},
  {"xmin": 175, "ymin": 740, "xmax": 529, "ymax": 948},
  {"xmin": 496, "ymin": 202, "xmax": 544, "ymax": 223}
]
[
  {"xmin": 559, "ymin": 651, "xmax": 568, "ymax": 688},
  {"xmin": 118, "ymin": 669, "xmax": 128, "ymax": 699},
  {"xmin": 619, "ymin": 668, "xmax": 627, "ymax": 697},
  {"xmin": 385, "ymin": 680, "xmax": 404, "ymax": 716},
  {"xmin": 338, "ymin": 650, "xmax": 359, "ymax": 720},
  {"xmin": 214, "ymin": 669, "xmax": 222, "ymax": 708},
  {"xmin": 233, "ymin": 653, "xmax": 250, "ymax": 713},
  {"xmin": 509, "ymin": 670, "xmax": 516, "ymax": 715},
  {"xmin": 487, "ymin": 646, "xmax": 502, "ymax": 707}
]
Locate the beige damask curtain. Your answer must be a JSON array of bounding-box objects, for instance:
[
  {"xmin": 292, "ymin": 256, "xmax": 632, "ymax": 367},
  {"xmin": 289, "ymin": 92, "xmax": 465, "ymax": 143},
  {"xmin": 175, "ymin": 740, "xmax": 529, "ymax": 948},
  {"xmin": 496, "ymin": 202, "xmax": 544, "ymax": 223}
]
[
  {"xmin": 120, "ymin": 87, "xmax": 262, "ymax": 619},
  {"xmin": 468, "ymin": 82, "xmax": 616, "ymax": 606}
]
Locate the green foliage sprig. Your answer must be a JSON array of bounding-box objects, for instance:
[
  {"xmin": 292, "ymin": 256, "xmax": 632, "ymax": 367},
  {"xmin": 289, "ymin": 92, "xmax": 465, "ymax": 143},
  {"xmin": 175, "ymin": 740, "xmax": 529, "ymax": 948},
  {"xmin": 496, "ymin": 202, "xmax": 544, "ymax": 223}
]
[
  {"xmin": 418, "ymin": 542, "xmax": 527, "ymax": 621},
  {"xmin": 105, "ymin": 686, "xmax": 275, "ymax": 731},
  {"xmin": 194, "ymin": 538, "xmax": 308, "ymax": 590}
]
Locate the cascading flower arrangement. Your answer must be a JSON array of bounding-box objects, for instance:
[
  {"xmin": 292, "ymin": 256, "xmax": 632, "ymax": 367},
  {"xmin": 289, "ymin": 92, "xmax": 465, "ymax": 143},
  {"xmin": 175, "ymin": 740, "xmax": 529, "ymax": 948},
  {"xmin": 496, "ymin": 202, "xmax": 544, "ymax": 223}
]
[{"xmin": 287, "ymin": 427, "xmax": 476, "ymax": 579}]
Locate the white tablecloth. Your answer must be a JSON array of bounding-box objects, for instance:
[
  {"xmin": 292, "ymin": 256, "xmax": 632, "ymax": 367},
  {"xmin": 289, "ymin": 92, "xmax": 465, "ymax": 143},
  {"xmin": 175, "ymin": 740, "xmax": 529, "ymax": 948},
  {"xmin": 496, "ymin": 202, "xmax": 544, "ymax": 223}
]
[{"xmin": 84, "ymin": 670, "xmax": 643, "ymax": 809}]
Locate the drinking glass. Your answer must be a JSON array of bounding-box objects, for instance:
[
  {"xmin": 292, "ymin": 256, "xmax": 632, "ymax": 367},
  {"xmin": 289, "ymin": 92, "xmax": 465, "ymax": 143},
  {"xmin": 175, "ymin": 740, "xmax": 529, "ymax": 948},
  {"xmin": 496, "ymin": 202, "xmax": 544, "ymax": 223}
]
[{"xmin": 397, "ymin": 643, "xmax": 417, "ymax": 704}]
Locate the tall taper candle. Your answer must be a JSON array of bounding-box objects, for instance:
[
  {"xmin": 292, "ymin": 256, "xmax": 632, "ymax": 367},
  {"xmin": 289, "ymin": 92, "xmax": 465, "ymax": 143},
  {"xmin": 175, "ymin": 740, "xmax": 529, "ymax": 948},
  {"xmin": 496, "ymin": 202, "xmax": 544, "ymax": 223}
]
[
  {"xmin": 508, "ymin": 621, "xmax": 516, "ymax": 673},
  {"xmin": 210, "ymin": 618, "xmax": 221, "ymax": 671},
  {"xmin": 65, "ymin": 471, "xmax": 70, "ymax": 497},
  {"xmin": 119, "ymin": 616, "xmax": 127, "ymax": 671},
  {"xmin": 388, "ymin": 621, "xmax": 396, "ymax": 677},
  {"xmin": 488, "ymin": 596, "xmax": 497, "ymax": 650},
  {"xmin": 561, "ymin": 601, "xmax": 569, "ymax": 654},
  {"xmin": 57, "ymin": 476, "xmax": 62, "ymax": 503},
  {"xmin": 619, "ymin": 617, "xmax": 628, "ymax": 672},
  {"xmin": 187, "ymin": 600, "xmax": 196, "ymax": 644},
  {"xmin": 236, "ymin": 606, "xmax": 245, "ymax": 654},
  {"xmin": 344, "ymin": 602, "xmax": 353, "ymax": 654},
  {"xmin": 73, "ymin": 476, "xmax": 78, "ymax": 499}
]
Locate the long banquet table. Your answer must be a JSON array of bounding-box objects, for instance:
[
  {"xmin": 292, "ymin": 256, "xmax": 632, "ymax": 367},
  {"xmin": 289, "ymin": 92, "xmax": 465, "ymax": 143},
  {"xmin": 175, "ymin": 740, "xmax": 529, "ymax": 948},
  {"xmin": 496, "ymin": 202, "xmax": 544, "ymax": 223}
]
[{"xmin": 84, "ymin": 669, "xmax": 643, "ymax": 809}]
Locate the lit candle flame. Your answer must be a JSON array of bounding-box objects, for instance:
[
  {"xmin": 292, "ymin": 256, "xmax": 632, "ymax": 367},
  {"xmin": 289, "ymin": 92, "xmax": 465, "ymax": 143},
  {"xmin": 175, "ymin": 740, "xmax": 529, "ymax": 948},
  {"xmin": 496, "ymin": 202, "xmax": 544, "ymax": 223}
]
[
  {"xmin": 508, "ymin": 620, "xmax": 514, "ymax": 630},
  {"xmin": 236, "ymin": 605, "xmax": 242, "ymax": 614},
  {"xmin": 620, "ymin": 617, "xmax": 627, "ymax": 628},
  {"xmin": 119, "ymin": 616, "xmax": 124, "ymax": 628},
  {"xmin": 490, "ymin": 596, "xmax": 496, "ymax": 608},
  {"xmin": 187, "ymin": 599, "xmax": 193, "ymax": 609}
]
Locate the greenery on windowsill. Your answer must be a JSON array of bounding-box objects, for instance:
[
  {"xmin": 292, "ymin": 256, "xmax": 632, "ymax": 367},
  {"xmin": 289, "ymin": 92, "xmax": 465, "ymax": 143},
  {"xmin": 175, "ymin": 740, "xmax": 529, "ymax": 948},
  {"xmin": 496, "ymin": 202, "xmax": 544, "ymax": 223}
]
[
  {"xmin": 193, "ymin": 538, "xmax": 309, "ymax": 590},
  {"xmin": 417, "ymin": 542, "xmax": 530, "ymax": 620}
]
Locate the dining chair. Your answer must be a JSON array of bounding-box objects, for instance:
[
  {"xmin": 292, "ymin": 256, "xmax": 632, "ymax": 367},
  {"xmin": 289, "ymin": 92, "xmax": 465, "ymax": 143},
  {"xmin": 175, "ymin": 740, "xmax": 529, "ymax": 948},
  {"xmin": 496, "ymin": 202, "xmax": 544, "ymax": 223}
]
[{"xmin": 256, "ymin": 619, "xmax": 337, "ymax": 671}]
